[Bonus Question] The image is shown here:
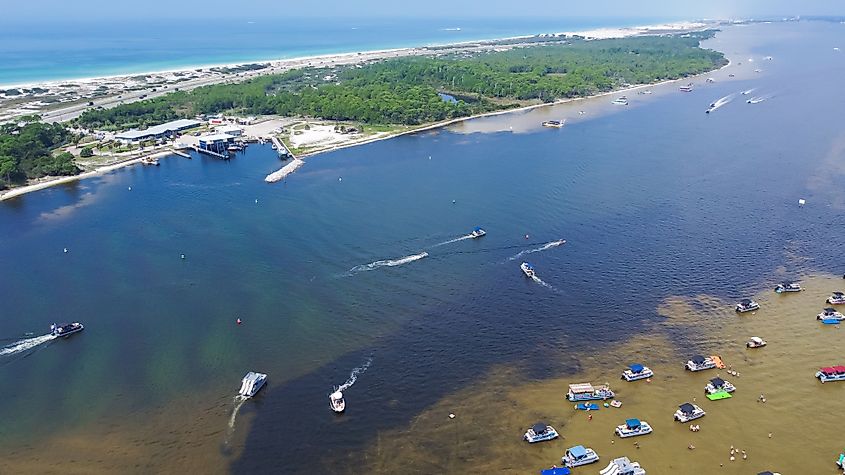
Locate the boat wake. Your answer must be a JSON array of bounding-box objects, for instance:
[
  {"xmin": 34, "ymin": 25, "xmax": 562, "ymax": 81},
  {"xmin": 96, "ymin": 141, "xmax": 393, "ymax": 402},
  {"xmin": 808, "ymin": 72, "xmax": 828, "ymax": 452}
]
[
  {"xmin": 741, "ymin": 88, "xmax": 756, "ymax": 96},
  {"xmin": 431, "ymin": 234, "xmax": 473, "ymax": 247},
  {"xmin": 530, "ymin": 275, "xmax": 560, "ymax": 293},
  {"xmin": 706, "ymin": 93, "xmax": 736, "ymax": 113},
  {"xmin": 223, "ymin": 395, "xmax": 249, "ymax": 450},
  {"xmin": 747, "ymin": 94, "xmax": 772, "ymax": 104},
  {"xmin": 507, "ymin": 240, "xmax": 566, "ymax": 261},
  {"xmin": 0, "ymin": 333, "xmax": 57, "ymax": 357},
  {"xmin": 345, "ymin": 252, "xmax": 428, "ymax": 276},
  {"xmin": 335, "ymin": 357, "xmax": 373, "ymax": 393}
]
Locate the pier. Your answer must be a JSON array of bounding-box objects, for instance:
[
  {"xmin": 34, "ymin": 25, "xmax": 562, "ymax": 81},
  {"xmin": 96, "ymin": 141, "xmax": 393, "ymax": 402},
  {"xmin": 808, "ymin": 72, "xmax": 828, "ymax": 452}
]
[
  {"xmin": 269, "ymin": 136, "xmax": 290, "ymax": 157},
  {"xmin": 172, "ymin": 150, "xmax": 192, "ymax": 159},
  {"xmin": 190, "ymin": 145, "xmax": 230, "ymax": 159}
]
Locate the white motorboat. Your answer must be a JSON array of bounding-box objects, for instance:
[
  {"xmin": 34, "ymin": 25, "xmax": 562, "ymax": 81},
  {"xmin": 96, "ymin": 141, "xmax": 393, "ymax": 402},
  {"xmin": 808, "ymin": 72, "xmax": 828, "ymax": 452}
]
[
  {"xmin": 523, "ymin": 422, "xmax": 559, "ymax": 443},
  {"xmin": 685, "ymin": 355, "xmax": 716, "ymax": 372},
  {"xmin": 238, "ymin": 371, "xmax": 267, "ymax": 398},
  {"xmin": 827, "ymin": 291, "xmax": 845, "ymax": 305},
  {"xmin": 542, "ymin": 120, "xmax": 566, "ymax": 128},
  {"xmin": 329, "ymin": 391, "xmax": 346, "ymax": 413},
  {"xmin": 817, "ymin": 307, "xmax": 845, "ymax": 321},
  {"xmin": 470, "ymin": 227, "xmax": 486, "ymax": 238},
  {"xmin": 520, "ymin": 262, "xmax": 535, "ymax": 278},
  {"xmin": 705, "ymin": 377, "xmax": 736, "ymax": 395},
  {"xmin": 746, "ymin": 336, "xmax": 767, "ymax": 348},
  {"xmin": 735, "ymin": 299, "xmax": 760, "ymax": 313},
  {"xmin": 600, "ymin": 456, "xmax": 646, "ymax": 475},
  {"xmin": 622, "ymin": 364, "xmax": 653, "ymax": 382},
  {"xmin": 774, "ymin": 281, "xmax": 802, "ymax": 293},
  {"xmin": 679, "ymin": 84, "xmax": 693, "ymax": 92},
  {"xmin": 50, "ymin": 322, "xmax": 84, "ymax": 337},
  {"xmin": 611, "ymin": 96, "xmax": 629, "ymax": 106},
  {"xmin": 563, "ymin": 445, "xmax": 599, "ymax": 467},
  {"xmin": 614, "ymin": 419, "xmax": 652, "ymax": 438},
  {"xmin": 674, "ymin": 402, "xmax": 705, "ymax": 422}
]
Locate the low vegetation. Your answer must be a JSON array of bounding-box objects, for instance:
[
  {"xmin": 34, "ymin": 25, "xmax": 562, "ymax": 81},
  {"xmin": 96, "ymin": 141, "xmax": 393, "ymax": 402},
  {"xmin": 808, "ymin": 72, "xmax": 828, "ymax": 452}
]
[{"xmin": 75, "ymin": 32, "xmax": 726, "ymax": 130}]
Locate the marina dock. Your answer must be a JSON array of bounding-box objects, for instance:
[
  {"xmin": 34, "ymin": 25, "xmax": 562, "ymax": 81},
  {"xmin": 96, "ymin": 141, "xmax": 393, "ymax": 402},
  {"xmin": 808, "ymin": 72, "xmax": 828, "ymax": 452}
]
[
  {"xmin": 269, "ymin": 136, "xmax": 290, "ymax": 157},
  {"xmin": 190, "ymin": 145, "xmax": 229, "ymax": 159}
]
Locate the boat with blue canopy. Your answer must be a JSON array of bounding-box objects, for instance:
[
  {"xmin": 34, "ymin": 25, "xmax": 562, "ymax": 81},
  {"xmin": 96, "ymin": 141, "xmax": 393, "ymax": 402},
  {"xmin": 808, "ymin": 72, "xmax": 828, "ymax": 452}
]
[
  {"xmin": 685, "ymin": 354, "xmax": 716, "ymax": 372},
  {"xmin": 470, "ymin": 227, "xmax": 486, "ymax": 238},
  {"xmin": 523, "ymin": 422, "xmax": 559, "ymax": 443},
  {"xmin": 563, "ymin": 445, "xmax": 599, "ymax": 468},
  {"xmin": 615, "ymin": 418, "xmax": 653, "ymax": 438},
  {"xmin": 674, "ymin": 402, "xmax": 705, "ymax": 422},
  {"xmin": 622, "ymin": 363, "xmax": 653, "ymax": 381},
  {"xmin": 705, "ymin": 377, "xmax": 736, "ymax": 394}
]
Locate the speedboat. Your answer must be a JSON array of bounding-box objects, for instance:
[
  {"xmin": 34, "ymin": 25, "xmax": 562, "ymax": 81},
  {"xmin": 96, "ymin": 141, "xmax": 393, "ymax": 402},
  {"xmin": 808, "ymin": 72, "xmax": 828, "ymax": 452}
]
[
  {"xmin": 50, "ymin": 322, "xmax": 84, "ymax": 337},
  {"xmin": 827, "ymin": 292, "xmax": 845, "ymax": 305},
  {"xmin": 542, "ymin": 120, "xmax": 566, "ymax": 128},
  {"xmin": 600, "ymin": 456, "xmax": 646, "ymax": 475},
  {"xmin": 685, "ymin": 354, "xmax": 716, "ymax": 372},
  {"xmin": 837, "ymin": 451, "xmax": 844, "ymax": 469},
  {"xmin": 238, "ymin": 371, "xmax": 267, "ymax": 398},
  {"xmin": 523, "ymin": 422, "xmax": 558, "ymax": 443},
  {"xmin": 611, "ymin": 96, "xmax": 629, "ymax": 106},
  {"xmin": 679, "ymin": 84, "xmax": 693, "ymax": 92},
  {"xmin": 774, "ymin": 281, "xmax": 802, "ymax": 293},
  {"xmin": 816, "ymin": 366, "xmax": 845, "ymax": 383},
  {"xmin": 470, "ymin": 227, "xmax": 486, "ymax": 238},
  {"xmin": 614, "ymin": 419, "xmax": 652, "ymax": 438},
  {"xmin": 674, "ymin": 402, "xmax": 706, "ymax": 422},
  {"xmin": 521, "ymin": 262, "xmax": 535, "ymax": 278},
  {"xmin": 567, "ymin": 383, "xmax": 615, "ymax": 401},
  {"xmin": 746, "ymin": 336, "xmax": 767, "ymax": 348},
  {"xmin": 705, "ymin": 377, "xmax": 736, "ymax": 395},
  {"xmin": 817, "ymin": 307, "xmax": 845, "ymax": 321},
  {"xmin": 563, "ymin": 445, "xmax": 599, "ymax": 468},
  {"xmin": 329, "ymin": 391, "xmax": 346, "ymax": 413},
  {"xmin": 735, "ymin": 299, "xmax": 760, "ymax": 313},
  {"xmin": 622, "ymin": 364, "xmax": 653, "ymax": 382}
]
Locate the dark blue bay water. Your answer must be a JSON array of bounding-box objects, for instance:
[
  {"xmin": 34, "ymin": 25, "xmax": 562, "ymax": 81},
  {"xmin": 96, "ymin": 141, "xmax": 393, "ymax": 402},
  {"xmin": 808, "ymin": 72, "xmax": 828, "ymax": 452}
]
[
  {"xmin": 1, "ymin": 20, "xmax": 845, "ymax": 474},
  {"xmin": 0, "ymin": 16, "xmax": 670, "ymax": 85}
]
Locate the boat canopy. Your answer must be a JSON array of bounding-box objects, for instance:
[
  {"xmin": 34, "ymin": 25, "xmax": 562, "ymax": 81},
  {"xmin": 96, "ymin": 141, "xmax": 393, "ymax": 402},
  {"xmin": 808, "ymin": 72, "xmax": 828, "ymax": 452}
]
[
  {"xmin": 474, "ymin": 227, "xmax": 483, "ymax": 232},
  {"xmin": 740, "ymin": 299, "xmax": 753, "ymax": 305},
  {"xmin": 836, "ymin": 366, "xmax": 845, "ymax": 373},
  {"xmin": 568, "ymin": 383, "xmax": 595, "ymax": 393},
  {"xmin": 833, "ymin": 292, "xmax": 844, "ymax": 296},
  {"xmin": 330, "ymin": 391, "xmax": 343, "ymax": 400},
  {"xmin": 532, "ymin": 422, "xmax": 548, "ymax": 434},
  {"xmin": 757, "ymin": 472, "xmax": 774, "ymax": 475},
  {"xmin": 625, "ymin": 418, "xmax": 641, "ymax": 429},
  {"xmin": 821, "ymin": 367, "xmax": 836, "ymax": 374},
  {"xmin": 523, "ymin": 262, "xmax": 534, "ymax": 269},
  {"xmin": 710, "ymin": 377, "xmax": 725, "ymax": 387},
  {"xmin": 567, "ymin": 445, "xmax": 587, "ymax": 458},
  {"xmin": 679, "ymin": 403, "xmax": 696, "ymax": 413},
  {"xmin": 629, "ymin": 364, "xmax": 644, "ymax": 373},
  {"xmin": 611, "ymin": 457, "xmax": 636, "ymax": 470},
  {"xmin": 690, "ymin": 355, "xmax": 706, "ymax": 364},
  {"xmin": 750, "ymin": 337, "xmax": 764, "ymax": 343},
  {"xmin": 824, "ymin": 307, "xmax": 836, "ymax": 313}
]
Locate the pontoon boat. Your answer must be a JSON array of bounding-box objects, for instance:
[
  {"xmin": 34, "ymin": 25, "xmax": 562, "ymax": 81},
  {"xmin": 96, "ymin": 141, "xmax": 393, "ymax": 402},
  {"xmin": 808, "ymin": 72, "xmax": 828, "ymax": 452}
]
[
  {"xmin": 622, "ymin": 364, "xmax": 653, "ymax": 381},
  {"xmin": 523, "ymin": 422, "xmax": 559, "ymax": 443},
  {"xmin": 674, "ymin": 402, "xmax": 705, "ymax": 422},
  {"xmin": 542, "ymin": 120, "xmax": 566, "ymax": 128},
  {"xmin": 679, "ymin": 84, "xmax": 693, "ymax": 92},
  {"xmin": 614, "ymin": 419, "xmax": 652, "ymax": 438},
  {"xmin": 50, "ymin": 322, "xmax": 84, "ymax": 337},
  {"xmin": 816, "ymin": 366, "xmax": 845, "ymax": 383},
  {"xmin": 611, "ymin": 97, "xmax": 629, "ymax": 106},
  {"xmin": 774, "ymin": 281, "xmax": 802, "ymax": 293},
  {"xmin": 817, "ymin": 307, "xmax": 845, "ymax": 321},
  {"xmin": 567, "ymin": 383, "xmax": 614, "ymax": 401},
  {"xmin": 238, "ymin": 371, "xmax": 267, "ymax": 398},
  {"xmin": 562, "ymin": 445, "xmax": 599, "ymax": 467},
  {"xmin": 705, "ymin": 377, "xmax": 736, "ymax": 395},
  {"xmin": 735, "ymin": 299, "xmax": 760, "ymax": 313},
  {"xmin": 827, "ymin": 292, "xmax": 845, "ymax": 305},
  {"xmin": 685, "ymin": 355, "xmax": 716, "ymax": 372}
]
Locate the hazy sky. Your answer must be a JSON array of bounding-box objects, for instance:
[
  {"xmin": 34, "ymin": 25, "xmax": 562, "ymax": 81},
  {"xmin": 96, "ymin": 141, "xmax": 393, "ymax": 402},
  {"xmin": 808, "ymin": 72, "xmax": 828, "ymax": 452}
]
[{"xmin": 3, "ymin": 0, "xmax": 844, "ymax": 21}]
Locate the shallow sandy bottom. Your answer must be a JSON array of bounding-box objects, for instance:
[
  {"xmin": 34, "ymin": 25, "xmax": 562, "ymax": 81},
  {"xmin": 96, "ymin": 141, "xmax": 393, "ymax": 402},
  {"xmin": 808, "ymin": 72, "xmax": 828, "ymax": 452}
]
[{"xmin": 356, "ymin": 274, "xmax": 845, "ymax": 474}]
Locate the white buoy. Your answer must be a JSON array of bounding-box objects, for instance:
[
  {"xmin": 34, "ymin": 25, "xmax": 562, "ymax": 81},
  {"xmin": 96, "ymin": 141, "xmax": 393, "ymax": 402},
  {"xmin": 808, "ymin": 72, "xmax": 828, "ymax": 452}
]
[
  {"xmin": 63, "ymin": 248, "xmax": 68, "ymax": 253},
  {"xmin": 128, "ymin": 186, "xmax": 132, "ymax": 191},
  {"xmin": 452, "ymin": 199, "xmax": 456, "ymax": 204},
  {"xmin": 448, "ymin": 413, "xmax": 455, "ymax": 419},
  {"xmin": 338, "ymin": 177, "xmax": 342, "ymax": 181},
  {"xmin": 798, "ymin": 199, "xmax": 806, "ymax": 206},
  {"xmin": 255, "ymin": 199, "xmax": 258, "ymax": 203},
  {"xmin": 180, "ymin": 254, "xmax": 185, "ymax": 259}
]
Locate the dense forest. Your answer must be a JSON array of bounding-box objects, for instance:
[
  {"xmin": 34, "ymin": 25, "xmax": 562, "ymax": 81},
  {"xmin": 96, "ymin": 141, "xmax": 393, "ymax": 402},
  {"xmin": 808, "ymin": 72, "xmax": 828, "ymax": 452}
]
[
  {"xmin": 76, "ymin": 33, "xmax": 726, "ymax": 130},
  {"xmin": 0, "ymin": 118, "xmax": 79, "ymax": 189}
]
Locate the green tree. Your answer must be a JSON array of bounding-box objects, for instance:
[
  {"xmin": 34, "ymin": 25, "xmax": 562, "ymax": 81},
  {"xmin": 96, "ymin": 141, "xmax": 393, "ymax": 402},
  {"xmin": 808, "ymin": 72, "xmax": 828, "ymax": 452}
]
[{"xmin": 80, "ymin": 146, "xmax": 94, "ymax": 158}]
